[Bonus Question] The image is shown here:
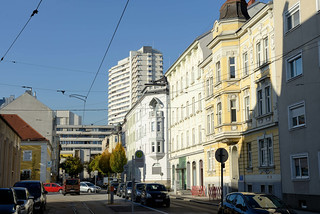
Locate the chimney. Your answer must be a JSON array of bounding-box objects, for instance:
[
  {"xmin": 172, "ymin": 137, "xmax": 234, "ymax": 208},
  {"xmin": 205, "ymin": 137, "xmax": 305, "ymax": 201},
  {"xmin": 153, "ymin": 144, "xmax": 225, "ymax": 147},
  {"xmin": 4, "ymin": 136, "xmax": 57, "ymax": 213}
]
[{"xmin": 248, "ymin": 0, "xmax": 255, "ymax": 7}]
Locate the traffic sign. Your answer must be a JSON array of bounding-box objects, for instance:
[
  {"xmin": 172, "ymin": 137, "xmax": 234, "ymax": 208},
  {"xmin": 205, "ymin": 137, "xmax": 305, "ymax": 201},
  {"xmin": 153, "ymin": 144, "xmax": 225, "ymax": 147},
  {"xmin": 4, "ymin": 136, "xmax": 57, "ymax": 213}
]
[
  {"xmin": 215, "ymin": 148, "xmax": 228, "ymax": 163},
  {"xmin": 135, "ymin": 150, "xmax": 144, "ymax": 168}
]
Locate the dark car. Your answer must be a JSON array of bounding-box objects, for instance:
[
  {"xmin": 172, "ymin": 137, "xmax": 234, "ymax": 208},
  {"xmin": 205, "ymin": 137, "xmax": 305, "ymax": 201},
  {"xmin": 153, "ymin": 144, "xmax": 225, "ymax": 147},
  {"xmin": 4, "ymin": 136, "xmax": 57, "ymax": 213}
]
[
  {"xmin": 63, "ymin": 178, "xmax": 80, "ymax": 195},
  {"xmin": 0, "ymin": 188, "xmax": 23, "ymax": 214},
  {"xmin": 12, "ymin": 187, "xmax": 34, "ymax": 214},
  {"xmin": 218, "ymin": 192, "xmax": 297, "ymax": 214},
  {"xmin": 116, "ymin": 183, "xmax": 125, "ymax": 197},
  {"xmin": 124, "ymin": 181, "xmax": 132, "ymax": 199},
  {"xmin": 140, "ymin": 183, "xmax": 170, "ymax": 207},
  {"xmin": 14, "ymin": 180, "xmax": 47, "ymax": 214},
  {"xmin": 133, "ymin": 183, "xmax": 144, "ymax": 202}
]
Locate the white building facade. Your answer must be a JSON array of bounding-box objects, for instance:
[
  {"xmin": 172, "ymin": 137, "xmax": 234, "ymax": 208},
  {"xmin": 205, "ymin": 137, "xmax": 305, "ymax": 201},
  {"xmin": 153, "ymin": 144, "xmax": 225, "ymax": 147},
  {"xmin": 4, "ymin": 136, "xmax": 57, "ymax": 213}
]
[
  {"xmin": 165, "ymin": 31, "xmax": 212, "ymax": 191},
  {"xmin": 122, "ymin": 87, "xmax": 170, "ymax": 186},
  {"xmin": 108, "ymin": 46, "xmax": 163, "ymax": 125}
]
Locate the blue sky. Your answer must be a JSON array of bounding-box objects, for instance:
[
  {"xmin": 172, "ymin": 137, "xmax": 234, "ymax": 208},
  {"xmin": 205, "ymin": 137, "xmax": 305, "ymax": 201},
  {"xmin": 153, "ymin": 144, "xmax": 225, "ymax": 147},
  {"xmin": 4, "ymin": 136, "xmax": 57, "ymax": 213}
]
[{"xmin": 0, "ymin": 0, "xmax": 268, "ymax": 125}]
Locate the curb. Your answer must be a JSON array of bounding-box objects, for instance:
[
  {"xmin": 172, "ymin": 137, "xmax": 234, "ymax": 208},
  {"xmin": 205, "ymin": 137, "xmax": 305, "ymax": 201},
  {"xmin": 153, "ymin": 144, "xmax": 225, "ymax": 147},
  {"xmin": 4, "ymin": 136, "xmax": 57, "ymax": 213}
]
[{"xmin": 170, "ymin": 195, "xmax": 219, "ymax": 206}]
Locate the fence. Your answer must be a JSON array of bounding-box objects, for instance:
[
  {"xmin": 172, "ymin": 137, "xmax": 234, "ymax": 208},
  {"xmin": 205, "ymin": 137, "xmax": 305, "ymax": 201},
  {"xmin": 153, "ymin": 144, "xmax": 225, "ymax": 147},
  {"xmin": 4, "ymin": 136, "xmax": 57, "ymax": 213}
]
[
  {"xmin": 191, "ymin": 186, "xmax": 206, "ymax": 197},
  {"xmin": 208, "ymin": 186, "xmax": 222, "ymax": 200}
]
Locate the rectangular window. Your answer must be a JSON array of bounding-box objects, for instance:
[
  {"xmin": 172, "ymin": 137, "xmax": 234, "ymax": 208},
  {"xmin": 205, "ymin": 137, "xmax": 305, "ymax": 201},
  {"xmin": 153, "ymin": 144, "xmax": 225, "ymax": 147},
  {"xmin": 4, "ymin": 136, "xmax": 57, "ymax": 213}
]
[
  {"xmin": 207, "ymin": 114, "xmax": 211, "ymax": 134},
  {"xmin": 243, "ymin": 52, "xmax": 249, "ymax": 76},
  {"xmin": 191, "ymin": 67, "xmax": 195, "ymax": 83},
  {"xmin": 192, "ymin": 97, "xmax": 195, "ymax": 115},
  {"xmin": 258, "ymin": 90, "xmax": 263, "ymax": 116},
  {"xmin": 247, "ymin": 143, "xmax": 252, "ymax": 168},
  {"xmin": 210, "ymin": 77, "xmax": 214, "ymax": 95},
  {"xmin": 152, "ymin": 142, "xmax": 155, "ymax": 153},
  {"xmin": 231, "ymin": 100, "xmax": 237, "ymax": 122},
  {"xmin": 268, "ymin": 185, "xmax": 273, "ymax": 194},
  {"xmin": 285, "ymin": 3, "xmax": 300, "ymax": 32},
  {"xmin": 192, "ymin": 128, "xmax": 195, "ymax": 145},
  {"xmin": 176, "ymin": 81, "xmax": 178, "ymax": 96},
  {"xmin": 217, "ymin": 103, "xmax": 222, "ymax": 125},
  {"xmin": 261, "ymin": 185, "xmax": 265, "ymax": 193},
  {"xmin": 207, "ymin": 151, "xmax": 212, "ymax": 171},
  {"xmin": 206, "ymin": 78, "xmax": 210, "ymax": 97},
  {"xmin": 289, "ymin": 102, "xmax": 306, "ymax": 129},
  {"xmin": 211, "ymin": 112, "xmax": 214, "ymax": 133},
  {"xmin": 181, "ymin": 105, "xmax": 184, "ymax": 119},
  {"xmin": 244, "ymin": 96, "xmax": 250, "ymax": 120},
  {"xmin": 23, "ymin": 151, "xmax": 32, "ymax": 161},
  {"xmin": 211, "ymin": 150, "xmax": 215, "ymax": 170},
  {"xmin": 265, "ymin": 86, "xmax": 271, "ymax": 113},
  {"xmin": 181, "ymin": 76, "xmax": 183, "ymax": 92},
  {"xmin": 291, "ymin": 153, "xmax": 309, "ymax": 179},
  {"xmin": 186, "ymin": 101, "xmax": 189, "ymax": 117},
  {"xmin": 172, "ymin": 111, "xmax": 174, "ymax": 124},
  {"xmin": 248, "ymin": 185, "xmax": 253, "ymax": 192},
  {"xmin": 157, "ymin": 142, "xmax": 161, "ymax": 153},
  {"xmin": 259, "ymin": 137, "xmax": 273, "ymax": 167},
  {"xmin": 21, "ymin": 170, "xmax": 31, "ymax": 180},
  {"xmin": 198, "ymin": 125, "xmax": 202, "ymax": 143},
  {"xmin": 186, "ymin": 130, "xmax": 190, "ymax": 147},
  {"xmin": 198, "ymin": 93, "xmax": 202, "ymax": 111},
  {"xmin": 186, "ymin": 72, "xmax": 189, "ymax": 87},
  {"xmin": 181, "ymin": 133, "xmax": 184, "ymax": 148},
  {"xmin": 157, "ymin": 122, "xmax": 161, "ymax": 132},
  {"xmin": 257, "ymin": 42, "xmax": 261, "ymax": 67},
  {"xmin": 198, "ymin": 68, "xmax": 201, "ymax": 79},
  {"xmin": 176, "ymin": 136, "xmax": 179, "ymax": 151},
  {"xmin": 216, "ymin": 61, "xmax": 221, "ymax": 82},
  {"xmin": 229, "ymin": 57, "xmax": 236, "ymax": 79},
  {"xmin": 171, "ymin": 85, "xmax": 174, "ymax": 99},
  {"xmin": 264, "ymin": 37, "xmax": 269, "ymax": 63},
  {"xmin": 287, "ymin": 53, "xmax": 302, "ymax": 80}
]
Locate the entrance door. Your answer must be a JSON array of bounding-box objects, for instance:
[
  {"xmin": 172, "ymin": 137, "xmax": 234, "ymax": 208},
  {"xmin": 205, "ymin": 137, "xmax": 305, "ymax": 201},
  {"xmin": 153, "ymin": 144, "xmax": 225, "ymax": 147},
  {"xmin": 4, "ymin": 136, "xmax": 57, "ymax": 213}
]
[
  {"xmin": 231, "ymin": 146, "xmax": 239, "ymax": 191},
  {"xmin": 187, "ymin": 162, "xmax": 191, "ymax": 189},
  {"xmin": 199, "ymin": 160, "xmax": 203, "ymax": 187}
]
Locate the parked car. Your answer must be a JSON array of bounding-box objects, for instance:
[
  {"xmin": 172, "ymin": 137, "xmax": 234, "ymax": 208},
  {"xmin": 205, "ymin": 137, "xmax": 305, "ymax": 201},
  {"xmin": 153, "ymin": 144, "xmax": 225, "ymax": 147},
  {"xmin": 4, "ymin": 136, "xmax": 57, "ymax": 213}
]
[
  {"xmin": 116, "ymin": 183, "xmax": 125, "ymax": 197},
  {"xmin": 140, "ymin": 183, "xmax": 170, "ymax": 207},
  {"xmin": 125, "ymin": 181, "xmax": 132, "ymax": 199},
  {"xmin": 80, "ymin": 182, "xmax": 101, "ymax": 193},
  {"xmin": 44, "ymin": 183, "xmax": 63, "ymax": 193},
  {"xmin": 0, "ymin": 188, "xmax": 22, "ymax": 214},
  {"xmin": 12, "ymin": 187, "xmax": 34, "ymax": 214},
  {"xmin": 133, "ymin": 183, "xmax": 144, "ymax": 202},
  {"xmin": 63, "ymin": 178, "xmax": 80, "ymax": 195},
  {"xmin": 218, "ymin": 192, "xmax": 297, "ymax": 214},
  {"xmin": 13, "ymin": 180, "xmax": 47, "ymax": 213}
]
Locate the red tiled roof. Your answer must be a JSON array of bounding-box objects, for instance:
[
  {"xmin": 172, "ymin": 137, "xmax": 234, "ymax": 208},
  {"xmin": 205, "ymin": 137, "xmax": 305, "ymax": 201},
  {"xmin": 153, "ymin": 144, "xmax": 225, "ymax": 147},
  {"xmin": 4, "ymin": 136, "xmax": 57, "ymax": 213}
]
[{"xmin": 0, "ymin": 114, "xmax": 48, "ymax": 141}]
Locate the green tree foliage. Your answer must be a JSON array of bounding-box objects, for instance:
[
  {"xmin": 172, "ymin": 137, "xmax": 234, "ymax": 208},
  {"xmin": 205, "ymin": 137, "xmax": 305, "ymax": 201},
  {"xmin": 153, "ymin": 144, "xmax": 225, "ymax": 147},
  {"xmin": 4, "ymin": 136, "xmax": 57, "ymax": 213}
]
[
  {"xmin": 110, "ymin": 143, "xmax": 127, "ymax": 174},
  {"xmin": 99, "ymin": 150, "xmax": 113, "ymax": 174},
  {"xmin": 88, "ymin": 155, "xmax": 102, "ymax": 174},
  {"xmin": 60, "ymin": 156, "xmax": 84, "ymax": 178}
]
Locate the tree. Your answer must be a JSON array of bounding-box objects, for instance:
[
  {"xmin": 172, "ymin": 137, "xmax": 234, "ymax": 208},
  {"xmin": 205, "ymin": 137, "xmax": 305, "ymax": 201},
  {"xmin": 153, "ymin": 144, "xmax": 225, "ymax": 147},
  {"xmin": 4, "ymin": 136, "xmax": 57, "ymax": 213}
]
[
  {"xmin": 60, "ymin": 156, "xmax": 84, "ymax": 178},
  {"xmin": 99, "ymin": 150, "xmax": 113, "ymax": 174},
  {"xmin": 110, "ymin": 143, "xmax": 127, "ymax": 175},
  {"xmin": 88, "ymin": 155, "xmax": 102, "ymax": 174}
]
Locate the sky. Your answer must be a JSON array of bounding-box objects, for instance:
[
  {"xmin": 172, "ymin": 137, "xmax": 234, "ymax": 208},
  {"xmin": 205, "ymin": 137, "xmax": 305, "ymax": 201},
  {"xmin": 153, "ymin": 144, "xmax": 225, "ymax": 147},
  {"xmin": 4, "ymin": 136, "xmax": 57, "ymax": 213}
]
[{"xmin": 0, "ymin": 0, "xmax": 268, "ymax": 125}]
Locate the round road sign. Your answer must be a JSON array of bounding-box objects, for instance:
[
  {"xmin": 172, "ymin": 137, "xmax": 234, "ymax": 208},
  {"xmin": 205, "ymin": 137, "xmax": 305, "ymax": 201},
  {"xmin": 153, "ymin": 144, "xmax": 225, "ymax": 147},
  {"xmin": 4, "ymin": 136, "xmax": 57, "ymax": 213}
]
[{"xmin": 215, "ymin": 148, "xmax": 228, "ymax": 163}]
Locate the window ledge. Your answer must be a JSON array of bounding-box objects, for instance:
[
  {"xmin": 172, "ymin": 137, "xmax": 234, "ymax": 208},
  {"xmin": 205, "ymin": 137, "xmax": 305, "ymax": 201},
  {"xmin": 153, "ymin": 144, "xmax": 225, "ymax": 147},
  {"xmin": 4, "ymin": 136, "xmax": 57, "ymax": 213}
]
[
  {"xmin": 291, "ymin": 177, "xmax": 310, "ymax": 182},
  {"xmin": 258, "ymin": 165, "xmax": 275, "ymax": 170},
  {"xmin": 285, "ymin": 24, "xmax": 301, "ymax": 36},
  {"xmin": 256, "ymin": 112, "xmax": 273, "ymax": 120},
  {"xmin": 289, "ymin": 124, "xmax": 306, "ymax": 131}
]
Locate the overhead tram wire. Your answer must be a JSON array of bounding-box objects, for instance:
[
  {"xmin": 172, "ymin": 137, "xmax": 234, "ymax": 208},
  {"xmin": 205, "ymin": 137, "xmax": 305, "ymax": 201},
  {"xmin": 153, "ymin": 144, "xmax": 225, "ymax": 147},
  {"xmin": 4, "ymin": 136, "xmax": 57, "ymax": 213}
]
[
  {"xmin": 0, "ymin": 0, "xmax": 43, "ymax": 62},
  {"xmin": 85, "ymin": 0, "xmax": 130, "ymax": 100}
]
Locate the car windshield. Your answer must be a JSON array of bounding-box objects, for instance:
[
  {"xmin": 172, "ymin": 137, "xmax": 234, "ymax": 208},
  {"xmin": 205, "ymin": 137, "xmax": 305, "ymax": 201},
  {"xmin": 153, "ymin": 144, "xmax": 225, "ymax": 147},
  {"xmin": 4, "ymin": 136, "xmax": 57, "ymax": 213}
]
[
  {"xmin": 146, "ymin": 184, "xmax": 166, "ymax": 191},
  {"xmin": 14, "ymin": 182, "xmax": 41, "ymax": 198},
  {"xmin": 14, "ymin": 189, "xmax": 27, "ymax": 200},
  {"xmin": 66, "ymin": 180, "xmax": 79, "ymax": 185},
  {"xmin": 86, "ymin": 183, "xmax": 95, "ymax": 187},
  {"xmin": 0, "ymin": 190, "xmax": 15, "ymax": 204},
  {"xmin": 136, "ymin": 184, "xmax": 144, "ymax": 190},
  {"xmin": 245, "ymin": 195, "xmax": 287, "ymax": 209}
]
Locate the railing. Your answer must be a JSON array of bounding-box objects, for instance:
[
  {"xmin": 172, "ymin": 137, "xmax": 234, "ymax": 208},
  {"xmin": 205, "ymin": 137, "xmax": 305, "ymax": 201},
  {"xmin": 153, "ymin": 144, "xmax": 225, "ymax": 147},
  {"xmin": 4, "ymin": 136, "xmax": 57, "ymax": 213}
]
[
  {"xmin": 208, "ymin": 186, "xmax": 222, "ymax": 200},
  {"xmin": 191, "ymin": 186, "xmax": 206, "ymax": 197}
]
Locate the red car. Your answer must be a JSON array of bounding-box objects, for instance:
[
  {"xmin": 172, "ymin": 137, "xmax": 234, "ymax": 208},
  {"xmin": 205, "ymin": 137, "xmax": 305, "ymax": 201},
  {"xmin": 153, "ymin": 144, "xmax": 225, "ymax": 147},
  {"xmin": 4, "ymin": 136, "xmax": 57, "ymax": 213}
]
[{"xmin": 44, "ymin": 183, "xmax": 63, "ymax": 193}]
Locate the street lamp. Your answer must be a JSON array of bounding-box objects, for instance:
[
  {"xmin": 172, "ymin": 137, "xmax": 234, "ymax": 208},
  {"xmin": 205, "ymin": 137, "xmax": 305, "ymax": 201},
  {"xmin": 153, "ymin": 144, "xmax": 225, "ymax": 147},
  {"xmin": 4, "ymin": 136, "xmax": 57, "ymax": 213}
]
[{"xmin": 69, "ymin": 94, "xmax": 87, "ymax": 124}]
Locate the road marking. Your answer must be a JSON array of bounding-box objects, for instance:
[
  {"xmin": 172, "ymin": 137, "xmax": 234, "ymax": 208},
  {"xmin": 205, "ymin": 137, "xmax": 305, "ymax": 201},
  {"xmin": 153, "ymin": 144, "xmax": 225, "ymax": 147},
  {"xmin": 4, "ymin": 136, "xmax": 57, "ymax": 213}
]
[{"xmin": 82, "ymin": 202, "xmax": 95, "ymax": 214}]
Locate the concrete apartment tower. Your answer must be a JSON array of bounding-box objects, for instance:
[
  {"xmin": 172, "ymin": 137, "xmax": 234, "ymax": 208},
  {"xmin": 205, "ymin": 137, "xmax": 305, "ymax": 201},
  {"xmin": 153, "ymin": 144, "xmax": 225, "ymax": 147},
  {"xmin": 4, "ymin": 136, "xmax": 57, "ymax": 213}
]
[{"xmin": 108, "ymin": 46, "xmax": 163, "ymax": 125}]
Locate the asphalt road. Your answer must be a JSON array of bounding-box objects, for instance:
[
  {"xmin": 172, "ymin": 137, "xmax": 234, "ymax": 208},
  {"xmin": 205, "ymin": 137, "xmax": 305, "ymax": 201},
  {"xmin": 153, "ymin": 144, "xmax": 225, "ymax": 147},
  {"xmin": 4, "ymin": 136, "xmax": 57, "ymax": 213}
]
[{"xmin": 45, "ymin": 191, "xmax": 219, "ymax": 214}]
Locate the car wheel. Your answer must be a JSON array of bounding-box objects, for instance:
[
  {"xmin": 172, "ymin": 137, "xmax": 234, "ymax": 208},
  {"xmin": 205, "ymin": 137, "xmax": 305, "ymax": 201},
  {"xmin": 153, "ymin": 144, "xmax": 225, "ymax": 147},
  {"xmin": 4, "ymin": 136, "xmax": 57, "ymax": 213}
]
[
  {"xmin": 165, "ymin": 202, "xmax": 170, "ymax": 208},
  {"xmin": 88, "ymin": 189, "xmax": 92, "ymax": 193},
  {"xmin": 59, "ymin": 189, "xmax": 63, "ymax": 194}
]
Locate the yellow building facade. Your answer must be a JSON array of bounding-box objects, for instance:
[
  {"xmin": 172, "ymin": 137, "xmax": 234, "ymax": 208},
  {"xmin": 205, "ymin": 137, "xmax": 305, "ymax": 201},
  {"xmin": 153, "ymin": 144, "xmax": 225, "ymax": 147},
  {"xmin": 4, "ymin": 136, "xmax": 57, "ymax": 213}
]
[{"xmin": 203, "ymin": 1, "xmax": 281, "ymax": 197}]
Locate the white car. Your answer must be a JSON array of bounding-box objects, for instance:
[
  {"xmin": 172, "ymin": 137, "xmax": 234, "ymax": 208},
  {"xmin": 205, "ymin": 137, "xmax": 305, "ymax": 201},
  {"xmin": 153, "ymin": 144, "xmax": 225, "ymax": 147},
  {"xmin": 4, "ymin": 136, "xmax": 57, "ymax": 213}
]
[{"xmin": 80, "ymin": 182, "xmax": 101, "ymax": 193}]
